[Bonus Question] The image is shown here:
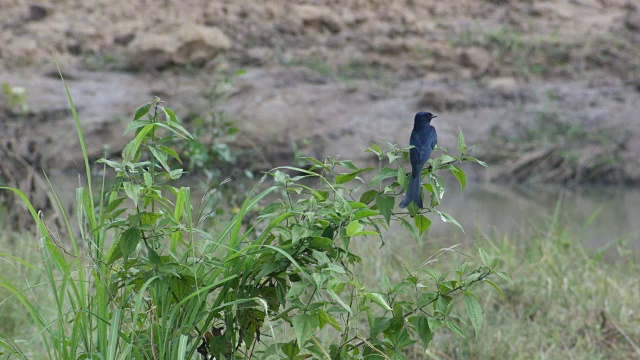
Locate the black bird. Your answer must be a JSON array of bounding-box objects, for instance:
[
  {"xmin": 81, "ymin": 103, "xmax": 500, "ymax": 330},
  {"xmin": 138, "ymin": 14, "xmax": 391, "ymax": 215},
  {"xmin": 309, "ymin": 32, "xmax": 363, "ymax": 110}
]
[{"xmin": 399, "ymin": 112, "xmax": 438, "ymax": 209}]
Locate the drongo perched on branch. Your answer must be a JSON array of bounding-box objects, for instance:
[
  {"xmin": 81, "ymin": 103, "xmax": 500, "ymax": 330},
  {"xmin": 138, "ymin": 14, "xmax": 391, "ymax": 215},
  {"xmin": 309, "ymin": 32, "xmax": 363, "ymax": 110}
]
[{"xmin": 399, "ymin": 112, "xmax": 438, "ymax": 209}]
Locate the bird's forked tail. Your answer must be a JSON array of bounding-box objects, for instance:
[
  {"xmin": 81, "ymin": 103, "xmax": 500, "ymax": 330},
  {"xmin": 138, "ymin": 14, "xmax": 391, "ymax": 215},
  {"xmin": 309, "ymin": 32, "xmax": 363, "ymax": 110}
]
[{"xmin": 399, "ymin": 173, "xmax": 423, "ymax": 209}]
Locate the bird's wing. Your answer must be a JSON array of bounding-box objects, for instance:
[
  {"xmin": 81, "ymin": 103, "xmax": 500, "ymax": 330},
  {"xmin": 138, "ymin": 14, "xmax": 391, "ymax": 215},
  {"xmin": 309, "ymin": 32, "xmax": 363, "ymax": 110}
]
[
  {"xmin": 410, "ymin": 131, "xmax": 427, "ymax": 160},
  {"xmin": 415, "ymin": 132, "xmax": 436, "ymax": 160},
  {"xmin": 431, "ymin": 130, "xmax": 438, "ymax": 149}
]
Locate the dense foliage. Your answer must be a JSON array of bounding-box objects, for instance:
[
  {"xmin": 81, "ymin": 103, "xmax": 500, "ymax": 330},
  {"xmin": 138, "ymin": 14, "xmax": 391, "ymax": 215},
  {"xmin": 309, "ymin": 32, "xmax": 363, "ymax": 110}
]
[{"xmin": 0, "ymin": 75, "xmax": 509, "ymax": 359}]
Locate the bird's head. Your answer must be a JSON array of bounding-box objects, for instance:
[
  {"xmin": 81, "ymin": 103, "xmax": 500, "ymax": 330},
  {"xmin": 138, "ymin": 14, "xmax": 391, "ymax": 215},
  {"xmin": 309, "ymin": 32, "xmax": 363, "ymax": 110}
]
[{"xmin": 415, "ymin": 112, "xmax": 437, "ymax": 124}]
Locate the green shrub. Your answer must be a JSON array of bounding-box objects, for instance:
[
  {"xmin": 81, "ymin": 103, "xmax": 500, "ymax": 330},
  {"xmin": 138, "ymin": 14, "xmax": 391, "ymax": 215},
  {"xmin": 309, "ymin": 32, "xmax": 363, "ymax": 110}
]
[{"xmin": 0, "ymin": 68, "xmax": 507, "ymax": 359}]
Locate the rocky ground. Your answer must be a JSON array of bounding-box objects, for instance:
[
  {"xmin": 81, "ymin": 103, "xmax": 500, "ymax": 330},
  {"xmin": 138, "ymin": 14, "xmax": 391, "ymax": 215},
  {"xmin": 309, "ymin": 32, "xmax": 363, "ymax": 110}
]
[{"xmin": 2, "ymin": 0, "xmax": 640, "ymax": 210}]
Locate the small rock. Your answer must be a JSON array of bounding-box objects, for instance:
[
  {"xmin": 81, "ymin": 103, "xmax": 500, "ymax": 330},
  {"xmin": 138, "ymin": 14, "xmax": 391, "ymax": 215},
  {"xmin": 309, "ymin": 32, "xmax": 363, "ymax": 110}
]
[
  {"xmin": 294, "ymin": 5, "xmax": 342, "ymax": 33},
  {"xmin": 114, "ymin": 33, "xmax": 135, "ymax": 46},
  {"xmin": 244, "ymin": 47, "xmax": 273, "ymax": 65},
  {"xmin": 624, "ymin": 11, "xmax": 640, "ymax": 31},
  {"xmin": 128, "ymin": 33, "xmax": 175, "ymax": 69},
  {"xmin": 275, "ymin": 17, "xmax": 302, "ymax": 35},
  {"xmin": 623, "ymin": 1, "xmax": 637, "ymax": 12},
  {"xmin": 172, "ymin": 24, "xmax": 232, "ymax": 65},
  {"xmin": 530, "ymin": 2, "xmax": 573, "ymax": 19},
  {"xmin": 625, "ymin": 76, "xmax": 640, "ymax": 91},
  {"xmin": 372, "ymin": 37, "xmax": 409, "ymax": 55},
  {"xmin": 43, "ymin": 67, "xmax": 81, "ymax": 81},
  {"xmin": 487, "ymin": 77, "xmax": 518, "ymax": 92},
  {"xmin": 458, "ymin": 47, "xmax": 491, "ymax": 77},
  {"xmin": 26, "ymin": 4, "xmax": 51, "ymax": 21},
  {"xmin": 417, "ymin": 89, "xmax": 467, "ymax": 112},
  {"xmin": 128, "ymin": 24, "xmax": 231, "ymax": 69}
]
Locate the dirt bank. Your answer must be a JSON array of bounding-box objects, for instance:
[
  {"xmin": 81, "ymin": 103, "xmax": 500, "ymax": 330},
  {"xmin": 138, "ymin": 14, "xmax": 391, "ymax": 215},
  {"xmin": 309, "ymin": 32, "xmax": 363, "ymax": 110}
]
[{"xmin": 1, "ymin": 0, "xmax": 640, "ymax": 193}]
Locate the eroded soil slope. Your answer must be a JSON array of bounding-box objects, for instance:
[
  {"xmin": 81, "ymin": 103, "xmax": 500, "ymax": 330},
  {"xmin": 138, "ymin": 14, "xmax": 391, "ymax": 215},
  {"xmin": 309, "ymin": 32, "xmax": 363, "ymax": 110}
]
[{"xmin": 1, "ymin": 0, "xmax": 640, "ymax": 193}]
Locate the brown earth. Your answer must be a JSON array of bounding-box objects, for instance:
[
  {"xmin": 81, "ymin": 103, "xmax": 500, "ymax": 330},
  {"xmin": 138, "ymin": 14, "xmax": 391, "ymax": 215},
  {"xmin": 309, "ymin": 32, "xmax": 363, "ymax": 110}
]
[{"xmin": 1, "ymin": 0, "xmax": 640, "ymax": 204}]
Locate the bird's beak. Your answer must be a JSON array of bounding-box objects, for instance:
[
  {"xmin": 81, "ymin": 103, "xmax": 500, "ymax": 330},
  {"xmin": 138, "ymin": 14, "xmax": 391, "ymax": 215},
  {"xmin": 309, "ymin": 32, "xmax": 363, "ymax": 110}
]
[{"xmin": 432, "ymin": 115, "xmax": 438, "ymax": 118}]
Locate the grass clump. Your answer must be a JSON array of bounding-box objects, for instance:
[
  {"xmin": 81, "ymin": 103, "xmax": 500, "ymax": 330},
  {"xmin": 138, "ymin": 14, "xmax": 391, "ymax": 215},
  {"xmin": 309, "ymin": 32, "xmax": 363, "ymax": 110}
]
[
  {"xmin": 426, "ymin": 202, "xmax": 640, "ymax": 359},
  {"xmin": 451, "ymin": 25, "xmax": 640, "ymax": 80},
  {"xmin": 283, "ymin": 56, "xmax": 394, "ymax": 87}
]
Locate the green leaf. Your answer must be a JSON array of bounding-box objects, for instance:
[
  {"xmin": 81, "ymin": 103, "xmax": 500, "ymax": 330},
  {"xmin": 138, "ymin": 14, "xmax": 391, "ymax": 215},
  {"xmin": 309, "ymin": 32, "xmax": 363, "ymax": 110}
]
[
  {"xmin": 485, "ymin": 279, "xmax": 505, "ymax": 301},
  {"xmin": 169, "ymin": 169, "xmax": 183, "ymax": 180},
  {"xmin": 318, "ymin": 310, "xmax": 343, "ymax": 332},
  {"xmin": 435, "ymin": 295, "xmax": 451, "ymax": 316},
  {"xmin": 149, "ymin": 146, "xmax": 170, "ymax": 172},
  {"xmin": 370, "ymin": 317, "xmax": 392, "ymax": 338},
  {"xmin": 380, "ymin": 271, "xmax": 391, "ymax": 292},
  {"xmin": 143, "ymin": 171, "xmax": 152, "ymax": 186},
  {"xmin": 120, "ymin": 228, "xmax": 141, "ymax": 260},
  {"xmin": 446, "ymin": 320, "xmax": 465, "ymax": 339},
  {"xmin": 366, "ymin": 143, "xmax": 383, "ymax": 156},
  {"xmin": 407, "ymin": 201, "xmax": 420, "ymax": 217},
  {"xmin": 464, "ymin": 156, "xmax": 488, "ymax": 168},
  {"xmin": 464, "ymin": 294, "xmax": 483, "ymax": 338},
  {"xmin": 365, "ymin": 292, "xmax": 392, "ymax": 311},
  {"xmin": 496, "ymin": 271, "xmax": 513, "ymax": 285},
  {"xmin": 397, "ymin": 166, "xmax": 408, "ymax": 189},
  {"xmin": 133, "ymin": 102, "xmax": 152, "ymax": 121},
  {"xmin": 104, "ymin": 197, "xmax": 126, "ymax": 217},
  {"xmin": 352, "ymin": 230, "xmax": 380, "ymax": 237},
  {"xmin": 140, "ymin": 212, "xmax": 161, "ymax": 226},
  {"xmin": 346, "ymin": 220, "xmax": 361, "ymax": 237},
  {"xmin": 133, "ymin": 123, "xmax": 156, "ymax": 155},
  {"xmin": 338, "ymin": 160, "xmax": 358, "ymax": 170},
  {"xmin": 421, "ymin": 268, "xmax": 440, "ymax": 281},
  {"xmin": 428, "ymin": 317, "xmax": 443, "ymax": 333},
  {"xmin": 414, "ymin": 214, "xmax": 431, "ymax": 236},
  {"xmin": 436, "ymin": 211, "xmax": 464, "ymax": 232},
  {"xmin": 360, "ymin": 190, "xmax": 379, "ymax": 205},
  {"xmin": 369, "ymin": 167, "xmax": 397, "ymax": 186},
  {"xmin": 479, "ymin": 247, "xmax": 491, "ymax": 267},
  {"xmin": 418, "ymin": 291, "xmax": 436, "ymax": 306},
  {"xmin": 291, "ymin": 224, "xmax": 311, "ymax": 243},
  {"xmin": 123, "ymin": 182, "xmax": 141, "ymax": 207},
  {"xmin": 292, "ymin": 314, "xmax": 318, "ymax": 347},
  {"xmin": 465, "ymin": 271, "xmax": 484, "ymax": 284},
  {"xmin": 451, "ymin": 165, "xmax": 466, "ymax": 192},
  {"xmin": 159, "ymin": 145, "xmax": 182, "ymax": 164},
  {"xmin": 389, "ymin": 328, "xmax": 415, "ymax": 350},
  {"xmin": 375, "ymin": 195, "xmax": 395, "ymax": 226},
  {"xmin": 319, "ymin": 225, "xmax": 334, "ymax": 241},
  {"xmin": 123, "ymin": 119, "xmax": 150, "ymax": 135},
  {"xmin": 122, "ymin": 140, "xmax": 138, "ymax": 161},
  {"xmin": 160, "ymin": 119, "xmax": 193, "ymax": 140},
  {"xmin": 287, "ymin": 283, "xmax": 307, "ymax": 300},
  {"xmin": 273, "ymin": 170, "xmax": 288, "ymax": 185},
  {"xmin": 105, "ymin": 237, "xmax": 123, "ymax": 265},
  {"xmin": 349, "ymin": 201, "xmax": 368, "ymax": 209},
  {"xmin": 353, "ymin": 208, "xmax": 379, "ymax": 220},
  {"xmin": 410, "ymin": 315, "xmax": 433, "ymax": 348},
  {"xmin": 457, "ymin": 127, "xmax": 467, "ymax": 155},
  {"xmin": 336, "ymin": 167, "xmax": 374, "ymax": 184},
  {"xmin": 147, "ymin": 247, "xmax": 160, "ymax": 265},
  {"xmin": 164, "ymin": 107, "xmax": 178, "ymax": 122},
  {"xmin": 280, "ymin": 341, "xmax": 299, "ymax": 357},
  {"xmin": 327, "ymin": 290, "xmax": 352, "ymax": 315},
  {"xmin": 400, "ymin": 217, "xmax": 419, "ymax": 240}
]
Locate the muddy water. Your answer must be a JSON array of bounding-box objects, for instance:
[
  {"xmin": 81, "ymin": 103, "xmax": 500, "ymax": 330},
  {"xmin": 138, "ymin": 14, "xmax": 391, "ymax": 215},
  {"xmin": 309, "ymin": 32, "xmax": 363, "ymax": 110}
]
[{"xmin": 430, "ymin": 184, "xmax": 640, "ymax": 252}]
